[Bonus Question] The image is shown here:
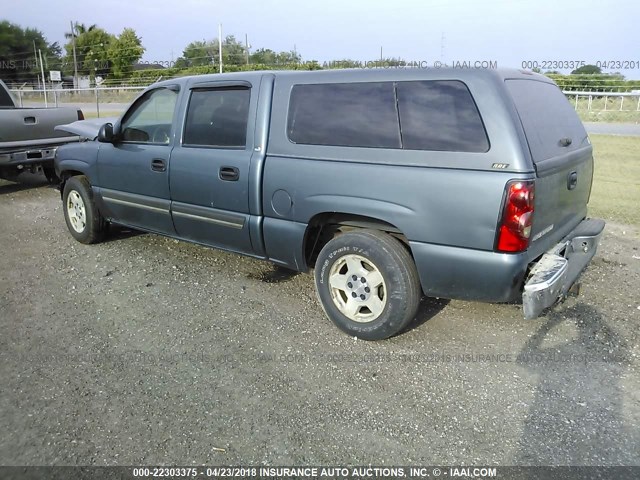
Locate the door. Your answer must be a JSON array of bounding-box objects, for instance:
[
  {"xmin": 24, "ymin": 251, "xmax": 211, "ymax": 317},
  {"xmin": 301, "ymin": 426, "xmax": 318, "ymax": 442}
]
[
  {"xmin": 169, "ymin": 84, "xmax": 255, "ymax": 254},
  {"xmin": 97, "ymin": 86, "xmax": 179, "ymax": 235},
  {"xmin": 506, "ymin": 79, "xmax": 593, "ymax": 249}
]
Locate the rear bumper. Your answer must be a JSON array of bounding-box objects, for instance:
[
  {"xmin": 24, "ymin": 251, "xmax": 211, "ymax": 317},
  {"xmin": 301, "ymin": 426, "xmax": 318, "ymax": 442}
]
[
  {"xmin": 0, "ymin": 137, "xmax": 81, "ymax": 168},
  {"xmin": 410, "ymin": 241, "xmax": 528, "ymax": 303},
  {"xmin": 0, "ymin": 147, "xmax": 58, "ymax": 168},
  {"xmin": 522, "ymin": 218, "xmax": 605, "ymax": 319}
]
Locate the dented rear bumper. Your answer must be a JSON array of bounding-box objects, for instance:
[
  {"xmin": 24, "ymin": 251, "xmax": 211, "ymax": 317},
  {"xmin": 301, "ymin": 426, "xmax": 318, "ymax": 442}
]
[{"xmin": 523, "ymin": 218, "xmax": 605, "ymax": 319}]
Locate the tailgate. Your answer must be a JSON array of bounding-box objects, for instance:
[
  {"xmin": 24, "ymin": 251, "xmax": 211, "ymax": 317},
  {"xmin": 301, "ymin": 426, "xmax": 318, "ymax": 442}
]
[
  {"xmin": 506, "ymin": 79, "xmax": 593, "ymax": 251},
  {"xmin": 0, "ymin": 108, "xmax": 77, "ymax": 143}
]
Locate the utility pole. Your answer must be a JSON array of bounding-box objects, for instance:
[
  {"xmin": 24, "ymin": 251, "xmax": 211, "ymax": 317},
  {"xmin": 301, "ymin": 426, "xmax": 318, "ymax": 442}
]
[
  {"xmin": 70, "ymin": 21, "xmax": 79, "ymax": 89},
  {"xmin": 245, "ymin": 34, "xmax": 250, "ymax": 65},
  {"xmin": 33, "ymin": 41, "xmax": 38, "ymax": 84},
  {"xmin": 38, "ymin": 49, "xmax": 48, "ymax": 107},
  {"xmin": 32, "ymin": 41, "xmax": 42, "ymax": 91},
  {"xmin": 218, "ymin": 24, "xmax": 223, "ymax": 74}
]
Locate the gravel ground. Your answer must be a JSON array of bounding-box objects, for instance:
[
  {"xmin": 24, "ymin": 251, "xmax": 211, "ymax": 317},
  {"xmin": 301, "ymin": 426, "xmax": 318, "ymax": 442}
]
[{"xmin": 1, "ymin": 173, "xmax": 639, "ymax": 466}]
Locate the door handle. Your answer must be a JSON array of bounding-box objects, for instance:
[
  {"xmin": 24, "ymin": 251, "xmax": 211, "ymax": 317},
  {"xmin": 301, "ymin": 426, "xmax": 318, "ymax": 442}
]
[
  {"xmin": 219, "ymin": 166, "xmax": 239, "ymax": 181},
  {"xmin": 567, "ymin": 171, "xmax": 578, "ymax": 190},
  {"xmin": 151, "ymin": 158, "xmax": 166, "ymax": 172}
]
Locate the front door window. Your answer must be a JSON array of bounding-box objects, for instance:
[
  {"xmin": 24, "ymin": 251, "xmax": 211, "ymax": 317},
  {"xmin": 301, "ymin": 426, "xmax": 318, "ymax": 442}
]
[{"xmin": 120, "ymin": 88, "xmax": 178, "ymax": 144}]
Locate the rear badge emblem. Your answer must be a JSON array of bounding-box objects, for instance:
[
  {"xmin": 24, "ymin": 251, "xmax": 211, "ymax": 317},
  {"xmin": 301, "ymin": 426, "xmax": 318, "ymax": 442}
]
[
  {"xmin": 492, "ymin": 163, "xmax": 509, "ymax": 169},
  {"xmin": 532, "ymin": 224, "xmax": 554, "ymax": 242}
]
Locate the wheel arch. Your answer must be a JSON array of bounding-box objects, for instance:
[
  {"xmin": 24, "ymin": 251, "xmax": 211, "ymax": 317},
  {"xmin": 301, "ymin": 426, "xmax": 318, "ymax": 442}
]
[
  {"xmin": 303, "ymin": 212, "xmax": 410, "ymax": 269},
  {"xmin": 57, "ymin": 159, "xmax": 91, "ymax": 198}
]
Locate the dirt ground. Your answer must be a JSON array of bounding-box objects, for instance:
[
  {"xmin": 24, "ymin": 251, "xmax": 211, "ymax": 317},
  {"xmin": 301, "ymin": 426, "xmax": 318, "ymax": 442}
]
[{"xmin": 1, "ymin": 173, "xmax": 639, "ymax": 466}]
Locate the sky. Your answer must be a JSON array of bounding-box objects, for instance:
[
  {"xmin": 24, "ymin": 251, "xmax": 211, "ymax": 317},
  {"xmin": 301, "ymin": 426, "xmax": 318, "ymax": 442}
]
[{"xmin": 1, "ymin": 0, "xmax": 639, "ymax": 78}]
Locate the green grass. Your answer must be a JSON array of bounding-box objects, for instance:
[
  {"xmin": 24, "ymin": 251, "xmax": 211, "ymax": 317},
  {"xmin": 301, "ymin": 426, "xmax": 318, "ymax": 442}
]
[
  {"xmin": 589, "ymin": 134, "xmax": 640, "ymax": 227},
  {"xmin": 578, "ymin": 109, "xmax": 640, "ymax": 123},
  {"xmin": 578, "ymin": 110, "xmax": 640, "ymax": 123},
  {"xmin": 567, "ymin": 95, "xmax": 640, "ymax": 123}
]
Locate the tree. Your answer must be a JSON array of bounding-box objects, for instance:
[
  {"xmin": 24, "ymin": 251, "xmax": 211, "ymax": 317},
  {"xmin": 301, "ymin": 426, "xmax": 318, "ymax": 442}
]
[
  {"xmin": 276, "ymin": 50, "xmax": 301, "ymax": 64},
  {"xmin": 63, "ymin": 23, "xmax": 145, "ymax": 80},
  {"xmin": 546, "ymin": 71, "xmax": 630, "ymax": 92},
  {"xmin": 222, "ymin": 35, "xmax": 246, "ymax": 65},
  {"xmin": 0, "ymin": 20, "xmax": 61, "ymax": 83},
  {"xmin": 62, "ymin": 22, "xmax": 95, "ymax": 76},
  {"xmin": 175, "ymin": 40, "xmax": 218, "ymax": 68},
  {"xmin": 175, "ymin": 35, "xmax": 305, "ymax": 71},
  {"xmin": 63, "ymin": 24, "xmax": 114, "ymax": 77},
  {"xmin": 249, "ymin": 48, "xmax": 277, "ymax": 65},
  {"xmin": 175, "ymin": 35, "xmax": 247, "ymax": 68},
  {"xmin": 108, "ymin": 28, "xmax": 145, "ymax": 78},
  {"xmin": 64, "ymin": 23, "xmax": 97, "ymax": 40},
  {"xmin": 571, "ymin": 64, "xmax": 602, "ymax": 75},
  {"xmin": 249, "ymin": 48, "xmax": 300, "ymax": 66}
]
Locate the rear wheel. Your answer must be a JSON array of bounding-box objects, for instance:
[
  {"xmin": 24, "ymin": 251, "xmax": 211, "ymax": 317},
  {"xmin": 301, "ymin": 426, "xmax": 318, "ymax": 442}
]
[
  {"xmin": 314, "ymin": 229, "xmax": 421, "ymax": 340},
  {"xmin": 62, "ymin": 176, "xmax": 106, "ymax": 244}
]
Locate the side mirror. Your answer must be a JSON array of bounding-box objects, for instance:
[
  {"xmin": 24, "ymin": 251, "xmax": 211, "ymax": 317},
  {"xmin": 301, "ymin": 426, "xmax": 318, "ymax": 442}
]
[{"xmin": 97, "ymin": 123, "xmax": 114, "ymax": 143}]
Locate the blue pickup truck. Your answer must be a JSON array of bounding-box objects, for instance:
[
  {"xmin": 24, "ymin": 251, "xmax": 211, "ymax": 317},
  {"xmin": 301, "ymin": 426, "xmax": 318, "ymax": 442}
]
[{"xmin": 54, "ymin": 68, "xmax": 604, "ymax": 340}]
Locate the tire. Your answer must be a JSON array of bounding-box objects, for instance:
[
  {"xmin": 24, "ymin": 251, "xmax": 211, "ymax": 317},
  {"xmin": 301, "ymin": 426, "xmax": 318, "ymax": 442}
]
[
  {"xmin": 62, "ymin": 175, "xmax": 106, "ymax": 244},
  {"xmin": 314, "ymin": 229, "xmax": 422, "ymax": 340}
]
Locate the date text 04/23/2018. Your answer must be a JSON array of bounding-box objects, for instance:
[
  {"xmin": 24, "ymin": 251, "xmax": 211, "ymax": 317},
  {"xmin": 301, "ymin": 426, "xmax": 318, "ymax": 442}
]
[{"xmin": 521, "ymin": 60, "xmax": 639, "ymax": 70}]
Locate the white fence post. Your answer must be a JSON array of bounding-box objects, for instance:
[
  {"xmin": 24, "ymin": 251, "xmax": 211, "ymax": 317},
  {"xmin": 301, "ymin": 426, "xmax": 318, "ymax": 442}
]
[{"xmin": 95, "ymin": 87, "xmax": 100, "ymax": 118}]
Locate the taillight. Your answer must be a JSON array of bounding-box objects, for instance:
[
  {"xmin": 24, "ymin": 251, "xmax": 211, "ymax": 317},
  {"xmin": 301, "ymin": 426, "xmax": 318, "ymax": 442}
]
[
  {"xmin": 496, "ymin": 180, "xmax": 535, "ymax": 253},
  {"xmin": 77, "ymin": 110, "xmax": 84, "ymax": 120}
]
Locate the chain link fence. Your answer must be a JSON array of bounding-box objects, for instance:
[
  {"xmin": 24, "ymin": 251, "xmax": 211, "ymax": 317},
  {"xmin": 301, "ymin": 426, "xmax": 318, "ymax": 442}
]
[
  {"xmin": 566, "ymin": 92, "xmax": 640, "ymax": 123},
  {"xmin": 9, "ymin": 85, "xmax": 640, "ymax": 122},
  {"xmin": 10, "ymin": 86, "xmax": 145, "ymax": 118}
]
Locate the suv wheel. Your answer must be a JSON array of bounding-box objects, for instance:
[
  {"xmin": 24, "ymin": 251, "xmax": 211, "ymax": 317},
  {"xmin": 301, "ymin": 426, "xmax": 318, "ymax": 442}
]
[
  {"xmin": 62, "ymin": 176, "xmax": 106, "ymax": 244},
  {"xmin": 314, "ymin": 229, "xmax": 421, "ymax": 340}
]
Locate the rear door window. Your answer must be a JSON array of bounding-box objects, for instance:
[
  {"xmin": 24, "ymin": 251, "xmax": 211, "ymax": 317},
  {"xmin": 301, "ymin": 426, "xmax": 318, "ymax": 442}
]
[
  {"xmin": 396, "ymin": 80, "xmax": 489, "ymax": 152},
  {"xmin": 287, "ymin": 80, "xmax": 489, "ymax": 153},
  {"xmin": 287, "ymin": 82, "xmax": 401, "ymax": 148},
  {"xmin": 506, "ymin": 79, "xmax": 588, "ymax": 163}
]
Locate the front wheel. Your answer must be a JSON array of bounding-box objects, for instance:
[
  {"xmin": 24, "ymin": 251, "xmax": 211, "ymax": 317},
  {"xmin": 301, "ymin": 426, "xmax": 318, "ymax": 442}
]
[
  {"xmin": 314, "ymin": 229, "xmax": 422, "ymax": 340},
  {"xmin": 62, "ymin": 175, "xmax": 106, "ymax": 244}
]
